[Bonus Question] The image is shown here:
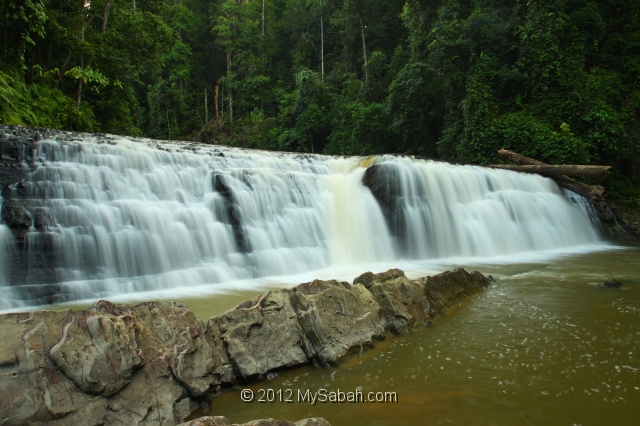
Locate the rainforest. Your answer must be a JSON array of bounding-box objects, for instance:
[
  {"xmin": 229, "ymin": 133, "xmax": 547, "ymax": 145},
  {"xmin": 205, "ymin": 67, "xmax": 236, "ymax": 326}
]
[{"xmin": 0, "ymin": 0, "xmax": 639, "ymax": 199}]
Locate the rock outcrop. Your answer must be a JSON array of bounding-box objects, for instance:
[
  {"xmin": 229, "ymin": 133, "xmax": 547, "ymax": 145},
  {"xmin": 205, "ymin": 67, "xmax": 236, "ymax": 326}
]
[
  {"xmin": 177, "ymin": 416, "xmax": 331, "ymax": 426},
  {"xmin": 0, "ymin": 268, "xmax": 491, "ymax": 425},
  {"xmin": 601, "ymin": 278, "xmax": 623, "ymax": 288}
]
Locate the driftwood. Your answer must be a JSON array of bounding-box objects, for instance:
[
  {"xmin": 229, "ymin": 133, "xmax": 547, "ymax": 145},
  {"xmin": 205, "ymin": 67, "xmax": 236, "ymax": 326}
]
[
  {"xmin": 494, "ymin": 149, "xmax": 606, "ymax": 203},
  {"xmin": 487, "ymin": 164, "xmax": 612, "ymax": 178}
]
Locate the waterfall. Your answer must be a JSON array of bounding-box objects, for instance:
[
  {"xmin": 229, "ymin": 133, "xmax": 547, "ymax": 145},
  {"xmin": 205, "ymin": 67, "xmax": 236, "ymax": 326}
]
[
  {"xmin": 363, "ymin": 157, "xmax": 601, "ymax": 258},
  {"xmin": 0, "ymin": 194, "xmax": 18, "ymax": 307},
  {"xmin": 0, "ymin": 224, "xmax": 16, "ymax": 287},
  {"xmin": 0, "ymin": 135, "xmax": 604, "ymax": 310}
]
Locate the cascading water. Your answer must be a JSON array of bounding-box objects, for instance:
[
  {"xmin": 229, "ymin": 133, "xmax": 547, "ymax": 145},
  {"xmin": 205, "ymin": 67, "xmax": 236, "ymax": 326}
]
[
  {"xmin": 0, "ymin": 199, "xmax": 16, "ymax": 285},
  {"xmin": 363, "ymin": 158, "xmax": 601, "ymax": 258},
  {"xmin": 0, "ymin": 134, "xmax": 604, "ymax": 311}
]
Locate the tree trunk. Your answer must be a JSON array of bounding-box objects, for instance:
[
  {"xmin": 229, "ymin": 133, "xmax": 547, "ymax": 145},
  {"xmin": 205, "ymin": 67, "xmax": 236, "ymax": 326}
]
[
  {"xmin": 215, "ymin": 84, "xmax": 220, "ymax": 124},
  {"xmin": 495, "ymin": 149, "xmax": 607, "ymax": 204},
  {"xmin": 204, "ymin": 88, "xmax": 208, "ymax": 124},
  {"xmin": 359, "ymin": 15, "xmax": 368, "ymax": 85},
  {"xmin": 320, "ymin": 4, "xmax": 325, "ymax": 81},
  {"xmin": 487, "ymin": 164, "xmax": 612, "ymax": 178},
  {"xmin": 227, "ymin": 48, "xmax": 233, "ymax": 124},
  {"xmin": 497, "ymin": 149, "xmax": 546, "ymax": 166},
  {"xmin": 102, "ymin": 0, "xmax": 111, "ymax": 32}
]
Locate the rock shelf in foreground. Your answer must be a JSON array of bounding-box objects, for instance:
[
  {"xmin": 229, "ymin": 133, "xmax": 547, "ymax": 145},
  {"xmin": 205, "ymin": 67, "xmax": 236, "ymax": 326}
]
[{"xmin": 0, "ymin": 268, "xmax": 491, "ymax": 426}]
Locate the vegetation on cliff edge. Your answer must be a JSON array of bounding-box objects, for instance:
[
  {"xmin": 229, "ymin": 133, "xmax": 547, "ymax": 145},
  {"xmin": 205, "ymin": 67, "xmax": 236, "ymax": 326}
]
[{"xmin": 1, "ymin": 0, "xmax": 638, "ymax": 202}]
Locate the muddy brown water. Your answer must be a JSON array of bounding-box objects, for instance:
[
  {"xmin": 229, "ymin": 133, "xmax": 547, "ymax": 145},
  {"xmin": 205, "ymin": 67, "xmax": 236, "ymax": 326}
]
[{"xmin": 197, "ymin": 245, "xmax": 640, "ymax": 426}]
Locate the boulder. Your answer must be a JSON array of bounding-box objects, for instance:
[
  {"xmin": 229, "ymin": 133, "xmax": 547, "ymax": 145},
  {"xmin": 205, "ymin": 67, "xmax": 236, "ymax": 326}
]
[
  {"xmin": 0, "ymin": 268, "xmax": 491, "ymax": 425},
  {"xmin": 0, "ymin": 310, "xmax": 106, "ymax": 425},
  {"xmin": 361, "ymin": 164, "xmax": 405, "ymax": 241},
  {"xmin": 211, "ymin": 290, "xmax": 307, "ymax": 381},
  {"xmin": 1, "ymin": 198, "xmax": 32, "ymax": 230},
  {"xmin": 601, "ymin": 278, "xmax": 623, "ymax": 288},
  {"xmin": 126, "ymin": 301, "xmax": 233, "ymax": 396},
  {"xmin": 178, "ymin": 417, "xmax": 233, "ymax": 426},
  {"xmin": 290, "ymin": 279, "xmax": 386, "ymax": 364},
  {"xmin": 48, "ymin": 310, "xmax": 143, "ymax": 396},
  {"xmin": 354, "ymin": 268, "xmax": 432, "ymax": 333},
  {"xmin": 418, "ymin": 268, "xmax": 493, "ymax": 318},
  {"xmin": 177, "ymin": 417, "xmax": 331, "ymax": 426},
  {"xmin": 0, "ymin": 300, "xmax": 234, "ymax": 426}
]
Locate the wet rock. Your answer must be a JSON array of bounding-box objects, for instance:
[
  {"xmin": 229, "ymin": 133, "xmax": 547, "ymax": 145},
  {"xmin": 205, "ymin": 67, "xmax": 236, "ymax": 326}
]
[
  {"xmin": 291, "ymin": 279, "xmax": 386, "ymax": 364},
  {"xmin": 601, "ymin": 278, "xmax": 623, "ymax": 288},
  {"xmin": 213, "ymin": 279, "xmax": 387, "ymax": 377},
  {"xmin": 0, "ymin": 269, "xmax": 490, "ymax": 425},
  {"xmin": 362, "ymin": 164, "xmax": 404, "ymax": 238},
  {"xmin": 125, "ymin": 301, "xmax": 234, "ymax": 396},
  {"xmin": 34, "ymin": 207, "xmax": 56, "ymax": 230},
  {"xmin": 49, "ymin": 310, "xmax": 143, "ymax": 396},
  {"xmin": 0, "ymin": 301, "xmax": 233, "ymax": 426},
  {"xmin": 213, "ymin": 174, "xmax": 249, "ymax": 253},
  {"xmin": 354, "ymin": 268, "xmax": 431, "ymax": 333},
  {"xmin": 0, "ymin": 310, "xmax": 104, "ymax": 425},
  {"xmin": 418, "ymin": 268, "xmax": 492, "ymax": 318},
  {"xmin": 178, "ymin": 416, "xmax": 233, "ymax": 426},
  {"xmin": 211, "ymin": 290, "xmax": 307, "ymax": 381},
  {"xmin": 177, "ymin": 417, "xmax": 332, "ymax": 426},
  {"xmin": 1, "ymin": 198, "xmax": 32, "ymax": 230}
]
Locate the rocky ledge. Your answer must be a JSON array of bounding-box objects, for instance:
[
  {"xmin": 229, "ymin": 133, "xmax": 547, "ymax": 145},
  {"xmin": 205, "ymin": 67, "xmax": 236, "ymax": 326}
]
[
  {"xmin": 177, "ymin": 416, "xmax": 330, "ymax": 426},
  {"xmin": 0, "ymin": 268, "xmax": 491, "ymax": 426}
]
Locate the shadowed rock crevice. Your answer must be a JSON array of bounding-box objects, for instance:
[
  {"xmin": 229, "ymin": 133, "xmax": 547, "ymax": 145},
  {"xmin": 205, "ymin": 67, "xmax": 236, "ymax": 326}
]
[
  {"xmin": 213, "ymin": 174, "xmax": 249, "ymax": 253},
  {"xmin": 0, "ymin": 268, "xmax": 490, "ymax": 425}
]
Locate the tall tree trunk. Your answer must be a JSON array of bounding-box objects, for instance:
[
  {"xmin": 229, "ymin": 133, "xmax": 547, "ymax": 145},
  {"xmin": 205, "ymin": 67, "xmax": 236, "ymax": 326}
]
[
  {"xmin": 102, "ymin": 0, "xmax": 111, "ymax": 32},
  {"xmin": 227, "ymin": 48, "xmax": 233, "ymax": 124},
  {"xmin": 77, "ymin": 40, "xmax": 84, "ymax": 109},
  {"xmin": 320, "ymin": 2, "xmax": 325, "ymax": 81},
  {"xmin": 166, "ymin": 106, "xmax": 171, "ymax": 141},
  {"xmin": 215, "ymin": 84, "xmax": 220, "ymax": 124},
  {"xmin": 359, "ymin": 15, "xmax": 368, "ymax": 84},
  {"xmin": 204, "ymin": 88, "xmax": 208, "ymax": 124}
]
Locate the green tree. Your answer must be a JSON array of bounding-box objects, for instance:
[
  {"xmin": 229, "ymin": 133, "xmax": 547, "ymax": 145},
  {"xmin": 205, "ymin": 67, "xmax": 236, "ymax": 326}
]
[
  {"xmin": 387, "ymin": 62, "xmax": 444, "ymax": 157},
  {"xmin": 1, "ymin": 0, "xmax": 47, "ymax": 69}
]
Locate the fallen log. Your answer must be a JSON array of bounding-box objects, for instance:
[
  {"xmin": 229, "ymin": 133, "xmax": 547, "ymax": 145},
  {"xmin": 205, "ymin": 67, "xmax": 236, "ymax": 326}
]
[
  {"xmin": 498, "ymin": 149, "xmax": 546, "ymax": 166},
  {"xmin": 487, "ymin": 164, "xmax": 612, "ymax": 178},
  {"xmin": 495, "ymin": 149, "xmax": 607, "ymax": 204}
]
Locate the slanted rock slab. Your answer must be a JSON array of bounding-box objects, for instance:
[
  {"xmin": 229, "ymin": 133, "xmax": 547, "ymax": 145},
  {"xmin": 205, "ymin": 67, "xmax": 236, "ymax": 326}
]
[
  {"xmin": 210, "ymin": 289, "xmax": 307, "ymax": 381},
  {"xmin": 0, "ymin": 268, "xmax": 491, "ymax": 425},
  {"xmin": 354, "ymin": 268, "xmax": 432, "ymax": 333},
  {"xmin": 290, "ymin": 279, "xmax": 386, "ymax": 364},
  {"xmin": 177, "ymin": 416, "xmax": 332, "ymax": 426}
]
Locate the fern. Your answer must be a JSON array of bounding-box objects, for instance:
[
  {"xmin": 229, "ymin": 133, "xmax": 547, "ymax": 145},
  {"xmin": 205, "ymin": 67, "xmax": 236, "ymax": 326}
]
[{"xmin": 0, "ymin": 71, "xmax": 37, "ymax": 125}]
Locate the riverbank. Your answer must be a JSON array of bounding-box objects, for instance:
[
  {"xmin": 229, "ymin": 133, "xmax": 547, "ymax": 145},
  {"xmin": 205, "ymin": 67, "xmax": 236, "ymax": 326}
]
[
  {"xmin": 604, "ymin": 199, "xmax": 640, "ymax": 240},
  {"xmin": 204, "ymin": 247, "xmax": 639, "ymax": 426},
  {"xmin": 0, "ymin": 268, "xmax": 490, "ymax": 425}
]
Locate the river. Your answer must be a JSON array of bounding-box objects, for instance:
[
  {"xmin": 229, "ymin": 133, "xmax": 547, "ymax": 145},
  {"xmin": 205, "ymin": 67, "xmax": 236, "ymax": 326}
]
[
  {"xmin": 199, "ymin": 245, "xmax": 639, "ymax": 426},
  {"xmin": 0, "ymin": 133, "xmax": 637, "ymax": 424}
]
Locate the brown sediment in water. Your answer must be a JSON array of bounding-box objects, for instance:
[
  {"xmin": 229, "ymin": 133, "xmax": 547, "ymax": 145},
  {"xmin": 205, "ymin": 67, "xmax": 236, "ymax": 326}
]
[{"xmin": 0, "ymin": 268, "xmax": 490, "ymax": 425}]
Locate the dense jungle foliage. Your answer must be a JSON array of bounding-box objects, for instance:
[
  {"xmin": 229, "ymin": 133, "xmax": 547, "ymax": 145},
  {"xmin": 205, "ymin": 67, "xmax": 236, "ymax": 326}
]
[{"xmin": 1, "ymin": 1, "xmax": 639, "ymax": 199}]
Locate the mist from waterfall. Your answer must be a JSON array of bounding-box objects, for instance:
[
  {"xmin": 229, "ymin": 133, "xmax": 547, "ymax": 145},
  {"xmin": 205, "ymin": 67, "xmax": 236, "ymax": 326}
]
[{"xmin": 0, "ymin": 135, "xmax": 605, "ymax": 310}]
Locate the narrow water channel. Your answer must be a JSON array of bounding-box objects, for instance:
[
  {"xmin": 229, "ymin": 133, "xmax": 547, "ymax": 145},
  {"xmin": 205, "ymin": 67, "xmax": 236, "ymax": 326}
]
[{"xmin": 203, "ymin": 245, "xmax": 640, "ymax": 426}]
